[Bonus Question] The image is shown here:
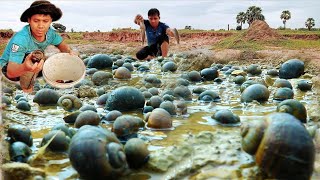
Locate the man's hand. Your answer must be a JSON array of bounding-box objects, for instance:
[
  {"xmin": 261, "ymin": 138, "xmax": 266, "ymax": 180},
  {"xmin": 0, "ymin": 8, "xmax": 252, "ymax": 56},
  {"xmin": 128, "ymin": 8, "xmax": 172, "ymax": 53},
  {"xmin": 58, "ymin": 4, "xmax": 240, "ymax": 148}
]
[
  {"xmin": 134, "ymin": 14, "xmax": 143, "ymax": 24},
  {"xmin": 69, "ymin": 50, "xmax": 79, "ymax": 57},
  {"xmin": 172, "ymin": 28, "xmax": 180, "ymax": 44},
  {"xmin": 166, "ymin": 28, "xmax": 180, "ymax": 44},
  {"xmin": 23, "ymin": 53, "xmax": 44, "ymax": 73}
]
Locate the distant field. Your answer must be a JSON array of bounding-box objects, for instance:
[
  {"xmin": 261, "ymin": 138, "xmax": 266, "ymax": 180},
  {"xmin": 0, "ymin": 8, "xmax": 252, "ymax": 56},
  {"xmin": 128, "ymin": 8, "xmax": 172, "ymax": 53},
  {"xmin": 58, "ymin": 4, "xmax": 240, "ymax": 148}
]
[
  {"xmin": 1, "ymin": 29, "xmax": 320, "ymax": 55},
  {"xmin": 213, "ymin": 30, "xmax": 320, "ymax": 50}
]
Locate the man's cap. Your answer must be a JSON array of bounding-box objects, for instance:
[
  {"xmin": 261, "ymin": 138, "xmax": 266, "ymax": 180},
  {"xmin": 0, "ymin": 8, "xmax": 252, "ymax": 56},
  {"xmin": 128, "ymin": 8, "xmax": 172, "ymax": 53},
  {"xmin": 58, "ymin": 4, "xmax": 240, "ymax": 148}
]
[{"xmin": 20, "ymin": 0, "xmax": 62, "ymax": 22}]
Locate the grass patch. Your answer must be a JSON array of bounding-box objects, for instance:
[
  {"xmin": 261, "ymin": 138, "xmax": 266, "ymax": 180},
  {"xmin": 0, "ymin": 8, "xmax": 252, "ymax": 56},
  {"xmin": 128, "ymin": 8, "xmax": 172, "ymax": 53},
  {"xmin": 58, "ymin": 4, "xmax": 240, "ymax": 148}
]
[
  {"xmin": 265, "ymin": 39, "xmax": 320, "ymax": 49},
  {"xmin": 277, "ymin": 29, "xmax": 320, "ymax": 35},
  {"xmin": 213, "ymin": 31, "xmax": 263, "ymax": 51},
  {"xmin": 67, "ymin": 32, "xmax": 84, "ymax": 40},
  {"xmin": 214, "ymin": 30, "xmax": 320, "ymax": 50},
  {"xmin": 0, "ymin": 42, "xmax": 7, "ymax": 54}
]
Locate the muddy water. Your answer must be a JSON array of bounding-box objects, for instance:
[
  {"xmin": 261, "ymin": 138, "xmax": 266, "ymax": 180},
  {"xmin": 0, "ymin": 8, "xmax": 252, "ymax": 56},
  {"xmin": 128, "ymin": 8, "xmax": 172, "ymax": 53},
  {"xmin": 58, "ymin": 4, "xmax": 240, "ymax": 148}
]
[{"xmin": 4, "ymin": 58, "xmax": 320, "ymax": 179}]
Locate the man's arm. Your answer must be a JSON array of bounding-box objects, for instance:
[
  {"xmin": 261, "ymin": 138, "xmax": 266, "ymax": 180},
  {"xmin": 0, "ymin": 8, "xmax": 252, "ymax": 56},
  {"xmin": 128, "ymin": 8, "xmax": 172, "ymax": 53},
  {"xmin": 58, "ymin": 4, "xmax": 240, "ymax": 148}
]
[
  {"xmin": 6, "ymin": 54, "xmax": 43, "ymax": 78},
  {"xmin": 56, "ymin": 40, "xmax": 78, "ymax": 56},
  {"xmin": 56, "ymin": 40, "xmax": 71, "ymax": 53},
  {"xmin": 134, "ymin": 14, "xmax": 146, "ymax": 45},
  {"xmin": 166, "ymin": 28, "xmax": 180, "ymax": 44}
]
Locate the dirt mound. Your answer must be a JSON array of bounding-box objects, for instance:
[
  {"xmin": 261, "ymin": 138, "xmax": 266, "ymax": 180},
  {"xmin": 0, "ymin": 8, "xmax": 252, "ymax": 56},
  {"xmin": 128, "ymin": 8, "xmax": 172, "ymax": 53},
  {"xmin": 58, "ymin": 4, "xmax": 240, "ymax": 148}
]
[
  {"xmin": 83, "ymin": 31, "xmax": 141, "ymax": 42},
  {"xmin": 245, "ymin": 20, "xmax": 282, "ymax": 41},
  {"xmin": 0, "ymin": 29, "xmax": 14, "ymax": 39},
  {"xmin": 283, "ymin": 34, "xmax": 320, "ymax": 40}
]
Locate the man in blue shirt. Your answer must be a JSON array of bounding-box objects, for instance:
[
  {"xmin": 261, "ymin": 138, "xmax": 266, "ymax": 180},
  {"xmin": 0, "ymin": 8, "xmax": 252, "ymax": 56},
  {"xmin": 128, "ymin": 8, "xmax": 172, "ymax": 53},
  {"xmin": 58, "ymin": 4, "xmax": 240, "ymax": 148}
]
[
  {"xmin": 134, "ymin": 8, "xmax": 180, "ymax": 60},
  {"xmin": 0, "ymin": 0, "xmax": 76, "ymax": 92}
]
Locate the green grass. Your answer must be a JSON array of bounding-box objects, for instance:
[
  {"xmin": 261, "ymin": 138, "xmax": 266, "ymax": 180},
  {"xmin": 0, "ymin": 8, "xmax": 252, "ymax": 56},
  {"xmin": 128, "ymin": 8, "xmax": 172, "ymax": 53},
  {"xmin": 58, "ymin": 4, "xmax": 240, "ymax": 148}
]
[
  {"xmin": 277, "ymin": 29, "xmax": 320, "ymax": 35},
  {"xmin": 213, "ymin": 31, "xmax": 263, "ymax": 50},
  {"xmin": 63, "ymin": 32, "xmax": 105, "ymax": 45},
  {"xmin": 67, "ymin": 32, "xmax": 84, "ymax": 39},
  {"xmin": 0, "ymin": 43, "xmax": 7, "ymax": 54},
  {"xmin": 266, "ymin": 39, "xmax": 320, "ymax": 49},
  {"xmin": 214, "ymin": 29, "xmax": 320, "ymax": 50}
]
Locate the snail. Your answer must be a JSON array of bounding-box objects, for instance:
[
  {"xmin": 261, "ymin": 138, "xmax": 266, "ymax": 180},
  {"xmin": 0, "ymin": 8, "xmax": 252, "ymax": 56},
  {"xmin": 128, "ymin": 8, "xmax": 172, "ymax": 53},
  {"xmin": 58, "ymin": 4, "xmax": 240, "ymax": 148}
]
[
  {"xmin": 241, "ymin": 113, "xmax": 315, "ymax": 179},
  {"xmin": 33, "ymin": 88, "xmax": 60, "ymax": 105},
  {"xmin": 200, "ymin": 68, "xmax": 219, "ymax": 81},
  {"xmin": 124, "ymin": 138, "xmax": 150, "ymax": 169},
  {"xmin": 162, "ymin": 61, "xmax": 177, "ymax": 72},
  {"xmin": 159, "ymin": 101, "xmax": 176, "ymax": 115},
  {"xmin": 241, "ymin": 84, "xmax": 269, "ymax": 103},
  {"xmin": 276, "ymin": 99, "xmax": 307, "ymax": 123},
  {"xmin": 40, "ymin": 130, "xmax": 70, "ymax": 152},
  {"xmin": 9, "ymin": 141, "xmax": 31, "ymax": 163},
  {"xmin": 105, "ymin": 86, "xmax": 145, "ymax": 111},
  {"xmin": 146, "ymin": 108, "xmax": 172, "ymax": 129},
  {"xmin": 74, "ymin": 110, "xmax": 101, "ymax": 128},
  {"xmin": 112, "ymin": 115, "xmax": 145, "ymax": 142},
  {"xmin": 114, "ymin": 67, "xmax": 131, "ymax": 79},
  {"xmin": 69, "ymin": 125, "xmax": 128, "ymax": 179},
  {"xmin": 8, "ymin": 124, "xmax": 33, "ymax": 146},
  {"xmin": 57, "ymin": 94, "xmax": 82, "ymax": 111}
]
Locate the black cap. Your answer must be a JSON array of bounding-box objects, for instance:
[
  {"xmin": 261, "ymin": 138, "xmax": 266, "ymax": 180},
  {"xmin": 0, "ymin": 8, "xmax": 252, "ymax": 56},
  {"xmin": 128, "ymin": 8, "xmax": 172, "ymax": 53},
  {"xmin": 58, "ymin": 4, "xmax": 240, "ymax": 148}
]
[{"xmin": 20, "ymin": 0, "xmax": 62, "ymax": 22}]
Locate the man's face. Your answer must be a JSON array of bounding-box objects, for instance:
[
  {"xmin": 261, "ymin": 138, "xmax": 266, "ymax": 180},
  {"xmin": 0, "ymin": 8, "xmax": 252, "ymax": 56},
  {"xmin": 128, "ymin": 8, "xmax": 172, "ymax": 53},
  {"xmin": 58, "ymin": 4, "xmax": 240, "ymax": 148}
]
[
  {"xmin": 28, "ymin": 14, "xmax": 52, "ymax": 39},
  {"xmin": 148, "ymin": 15, "xmax": 160, "ymax": 28}
]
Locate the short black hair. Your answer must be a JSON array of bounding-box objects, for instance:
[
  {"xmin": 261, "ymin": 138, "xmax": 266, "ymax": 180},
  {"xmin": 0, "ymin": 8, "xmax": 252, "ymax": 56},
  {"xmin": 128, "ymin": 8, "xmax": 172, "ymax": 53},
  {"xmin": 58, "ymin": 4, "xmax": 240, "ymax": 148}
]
[{"xmin": 148, "ymin": 8, "xmax": 160, "ymax": 17}]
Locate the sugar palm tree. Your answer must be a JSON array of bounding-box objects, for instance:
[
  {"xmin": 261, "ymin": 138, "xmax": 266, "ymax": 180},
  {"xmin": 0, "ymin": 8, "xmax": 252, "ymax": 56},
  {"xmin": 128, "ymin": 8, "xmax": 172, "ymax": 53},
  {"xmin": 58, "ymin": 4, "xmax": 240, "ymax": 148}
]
[
  {"xmin": 280, "ymin": 10, "xmax": 291, "ymax": 29},
  {"xmin": 245, "ymin": 6, "xmax": 265, "ymax": 26},
  {"xmin": 305, "ymin": 18, "xmax": 315, "ymax": 31},
  {"xmin": 236, "ymin": 12, "xmax": 246, "ymax": 29}
]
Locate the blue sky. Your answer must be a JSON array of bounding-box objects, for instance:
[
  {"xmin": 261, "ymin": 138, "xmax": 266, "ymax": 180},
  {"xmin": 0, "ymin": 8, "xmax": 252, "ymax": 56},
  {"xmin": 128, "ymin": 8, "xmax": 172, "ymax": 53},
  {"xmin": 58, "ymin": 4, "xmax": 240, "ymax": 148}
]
[{"xmin": 1, "ymin": 0, "xmax": 319, "ymax": 32}]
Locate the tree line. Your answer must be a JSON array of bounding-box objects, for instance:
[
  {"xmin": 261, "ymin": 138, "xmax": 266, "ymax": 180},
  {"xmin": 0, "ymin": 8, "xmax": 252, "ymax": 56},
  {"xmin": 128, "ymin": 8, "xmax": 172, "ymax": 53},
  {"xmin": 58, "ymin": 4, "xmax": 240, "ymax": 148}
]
[{"xmin": 236, "ymin": 6, "xmax": 316, "ymax": 31}]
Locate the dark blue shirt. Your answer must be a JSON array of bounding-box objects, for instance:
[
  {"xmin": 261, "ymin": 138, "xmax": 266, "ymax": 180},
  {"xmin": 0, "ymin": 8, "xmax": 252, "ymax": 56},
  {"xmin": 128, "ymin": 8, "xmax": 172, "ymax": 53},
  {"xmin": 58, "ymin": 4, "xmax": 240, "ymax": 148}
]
[{"xmin": 144, "ymin": 20, "xmax": 169, "ymax": 46}]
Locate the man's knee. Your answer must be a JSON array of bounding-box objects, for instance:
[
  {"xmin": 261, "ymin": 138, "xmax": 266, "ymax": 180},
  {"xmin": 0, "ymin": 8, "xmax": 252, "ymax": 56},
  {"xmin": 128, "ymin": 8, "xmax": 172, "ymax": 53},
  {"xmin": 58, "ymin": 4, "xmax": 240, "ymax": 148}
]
[
  {"xmin": 136, "ymin": 47, "xmax": 150, "ymax": 60},
  {"xmin": 136, "ymin": 51, "xmax": 146, "ymax": 60}
]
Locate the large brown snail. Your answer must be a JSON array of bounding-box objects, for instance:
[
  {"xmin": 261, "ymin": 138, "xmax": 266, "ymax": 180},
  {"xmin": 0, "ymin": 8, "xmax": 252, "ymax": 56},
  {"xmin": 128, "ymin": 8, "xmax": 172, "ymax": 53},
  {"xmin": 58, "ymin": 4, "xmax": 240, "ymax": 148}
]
[{"xmin": 241, "ymin": 113, "xmax": 315, "ymax": 179}]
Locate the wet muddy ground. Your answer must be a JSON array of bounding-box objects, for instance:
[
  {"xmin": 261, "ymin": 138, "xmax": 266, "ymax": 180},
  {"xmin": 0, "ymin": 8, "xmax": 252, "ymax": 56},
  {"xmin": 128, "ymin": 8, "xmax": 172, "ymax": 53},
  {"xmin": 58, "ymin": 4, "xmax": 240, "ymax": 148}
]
[{"xmin": 2, "ymin": 52, "xmax": 320, "ymax": 179}]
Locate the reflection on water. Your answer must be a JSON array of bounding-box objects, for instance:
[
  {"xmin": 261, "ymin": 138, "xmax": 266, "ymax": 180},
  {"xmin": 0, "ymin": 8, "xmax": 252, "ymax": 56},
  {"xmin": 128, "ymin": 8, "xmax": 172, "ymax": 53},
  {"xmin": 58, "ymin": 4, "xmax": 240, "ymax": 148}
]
[{"xmin": 3, "ymin": 58, "xmax": 319, "ymax": 179}]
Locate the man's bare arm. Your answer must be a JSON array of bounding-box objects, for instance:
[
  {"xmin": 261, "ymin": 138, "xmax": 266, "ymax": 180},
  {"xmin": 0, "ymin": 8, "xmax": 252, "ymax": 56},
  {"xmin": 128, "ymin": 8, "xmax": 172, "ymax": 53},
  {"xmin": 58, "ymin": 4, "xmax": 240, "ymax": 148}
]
[
  {"xmin": 56, "ymin": 40, "xmax": 78, "ymax": 56},
  {"xmin": 166, "ymin": 28, "xmax": 180, "ymax": 44},
  {"xmin": 6, "ymin": 53, "xmax": 42, "ymax": 78}
]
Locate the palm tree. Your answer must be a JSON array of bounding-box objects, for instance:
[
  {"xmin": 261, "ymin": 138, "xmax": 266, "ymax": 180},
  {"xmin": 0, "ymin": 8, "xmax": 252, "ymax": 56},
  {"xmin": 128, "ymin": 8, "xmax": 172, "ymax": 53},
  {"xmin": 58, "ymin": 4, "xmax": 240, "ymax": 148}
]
[
  {"xmin": 245, "ymin": 6, "xmax": 265, "ymax": 26},
  {"xmin": 236, "ymin": 12, "xmax": 246, "ymax": 29},
  {"xmin": 305, "ymin": 18, "xmax": 315, "ymax": 31},
  {"xmin": 280, "ymin": 10, "xmax": 291, "ymax": 29}
]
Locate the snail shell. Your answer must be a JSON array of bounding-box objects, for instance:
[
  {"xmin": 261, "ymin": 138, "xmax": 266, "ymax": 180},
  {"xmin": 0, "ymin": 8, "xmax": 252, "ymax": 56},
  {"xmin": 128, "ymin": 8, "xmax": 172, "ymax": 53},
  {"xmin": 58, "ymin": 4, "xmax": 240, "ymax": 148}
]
[
  {"xmin": 8, "ymin": 124, "xmax": 33, "ymax": 146},
  {"xmin": 74, "ymin": 110, "xmax": 100, "ymax": 128},
  {"xmin": 124, "ymin": 138, "xmax": 150, "ymax": 169},
  {"xmin": 241, "ymin": 113, "xmax": 314, "ymax": 179},
  {"xmin": 146, "ymin": 108, "xmax": 172, "ymax": 129},
  {"xmin": 114, "ymin": 67, "xmax": 131, "ymax": 79},
  {"xmin": 276, "ymin": 99, "xmax": 307, "ymax": 123},
  {"xmin": 58, "ymin": 95, "xmax": 82, "ymax": 111},
  {"xmin": 69, "ymin": 125, "xmax": 127, "ymax": 179},
  {"xmin": 33, "ymin": 88, "xmax": 60, "ymax": 105}
]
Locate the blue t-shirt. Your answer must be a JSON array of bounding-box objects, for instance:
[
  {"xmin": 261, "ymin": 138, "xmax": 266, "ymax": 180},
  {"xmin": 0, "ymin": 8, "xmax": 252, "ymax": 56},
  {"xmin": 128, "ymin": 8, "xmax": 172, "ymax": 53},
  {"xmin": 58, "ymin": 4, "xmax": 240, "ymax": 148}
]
[
  {"xmin": 0, "ymin": 25, "xmax": 63, "ymax": 67},
  {"xmin": 144, "ymin": 20, "xmax": 169, "ymax": 46}
]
